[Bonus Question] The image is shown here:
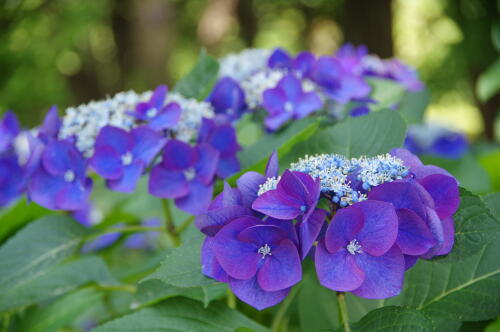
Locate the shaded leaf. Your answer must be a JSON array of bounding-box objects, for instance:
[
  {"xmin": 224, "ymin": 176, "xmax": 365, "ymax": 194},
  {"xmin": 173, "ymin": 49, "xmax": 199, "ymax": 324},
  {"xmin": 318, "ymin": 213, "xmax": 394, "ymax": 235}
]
[
  {"xmin": 398, "ymin": 89, "xmax": 430, "ymax": 124},
  {"xmin": 0, "ymin": 199, "xmax": 50, "ymax": 242},
  {"xmin": 351, "ymin": 306, "xmax": 434, "ymax": 332},
  {"xmin": 366, "ymin": 77, "xmax": 406, "ymax": 109}
]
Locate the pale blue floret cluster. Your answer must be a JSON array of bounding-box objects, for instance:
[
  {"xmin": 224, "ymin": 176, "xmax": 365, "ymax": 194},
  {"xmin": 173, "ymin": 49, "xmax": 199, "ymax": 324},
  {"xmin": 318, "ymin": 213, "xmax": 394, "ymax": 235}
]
[{"xmin": 258, "ymin": 153, "xmax": 409, "ymax": 207}]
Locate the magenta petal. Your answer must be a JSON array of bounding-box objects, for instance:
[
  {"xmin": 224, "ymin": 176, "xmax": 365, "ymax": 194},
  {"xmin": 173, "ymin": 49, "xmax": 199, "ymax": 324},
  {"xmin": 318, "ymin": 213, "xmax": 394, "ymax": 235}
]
[
  {"xmin": 368, "ymin": 181, "xmax": 426, "ymax": 220},
  {"xmin": 174, "ymin": 179, "xmax": 213, "ymax": 215},
  {"xmin": 299, "ymin": 208, "xmax": 326, "ymax": 259},
  {"xmin": 352, "ymin": 246, "xmax": 405, "ymax": 299},
  {"xmin": 237, "ymin": 171, "xmax": 266, "ymax": 207},
  {"xmin": 252, "ymin": 190, "xmax": 301, "ymax": 220},
  {"xmin": 201, "ymin": 237, "xmax": 230, "ymax": 283},
  {"xmin": 107, "ymin": 161, "xmax": 144, "ymax": 193},
  {"xmin": 278, "ymin": 170, "xmax": 309, "ymax": 203},
  {"xmin": 404, "ymin": 254, "xmax": 418, "ymax": 270},
  {"xmin": 237, "ymin": 225, "xmax": 288, "ymax": 247},
  {"xmin": 419, "ymin": 174, "xmax": 459, "ymax": 219},
  {"xmin": 229, "ymin": 275, "xmax": 290, "ymax": 310},
  {"xmin": 325, "ymin": 206, "xmax": 364, "ymax": 254},
  {"xmin": 355, "ymin": 200, "xmax": 398, "ymax": 256},
  {"xmin": 258, "ymin": 239, "xmax": 301, "ymax": 291},
  {"xmin": 148, "ymin": 165, "xmax": 189, "ymax": 198},
  {"xmin": 90, "ymin": 146, "xmax": 123, "ymax": 180},
  {"xmin": 212, "ymin": 217, "xmax": 260, "ymax": 279},
  {"xmin": 265, "ymin": 150, "xmax": 279, "ymax": 178},
  {"xmin": 420, "ymin": 207, "xmax": 445, "ymax": 259},
  {"xmin": 195, "ymin": 206, "xmax": 253, "ymax": 236},
  {"xmin": 315, "ymin": 241, "xmax": 365, "ymax": 292},
  {"xmin": 396, "ymin": 208, "xmax": 436, "ymax": 256}
]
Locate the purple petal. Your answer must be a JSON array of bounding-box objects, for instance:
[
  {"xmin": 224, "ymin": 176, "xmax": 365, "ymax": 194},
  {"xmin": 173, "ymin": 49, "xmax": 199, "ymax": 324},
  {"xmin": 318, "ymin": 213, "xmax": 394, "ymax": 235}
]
[
  {"xmin": 252, "ymin": 190, "xmax": 302, "ymax": 220},
  {"xmin": 277, "ymin": 170, "xmax": 310, "ymax": 203},
  {"xmin": 263, "ymin": 88, "xmax": 287, "ymax": 114},
  {"xmin": 352, "ymin": 245, "xmax": 405, "ymax": 299},
  {"xmin": 174, "ymin": 179, "xmax": 214, "ymax": 215},
  {"xmin": 404, "ymin": 254, "xmax": 419, "ymax": 270},
  {"xmin": 368, "ymin": 181, "xmax": 427, "ymax": 220},
  {"xmin": 268, "ymin": 48, "xmax": 292, "ymax": 69},
  {"xmin": 420, "ymin": 207, "xmax": 445, "ymax": 259},
  {"xmin": 149, "ymin": 103, "xmax": 181, "ymax": 130},
  {"xmin": 265, "ymin": 150, "xmax": 279, "ymax": 178},
  {"xmin": 435, "ymin": 216, "xmax": 454, "ymax": 256},
  {"xmin": 90, "ymin": 146, "xmax": 123, "ymax": 180},
  {"xmin": 148, "ymin": 165, "xmax": 188, "ymax": 198},
  {"xmin": 277, "ymin": 74, "xmax": 302, "ymax": 100},
  {"xmin": 39, "ymin": 106, "xmax": 61, "ymax": 140},
  {"xmin": 107, "ymin": 161, "xmax": 144, "ymax": 193},
  {"xmin": 217, "ymin": 155, "xmax": 240, "ymax": 179},
  {"xmin": 411, "ymin": 165, "xmax": 453, "ymax": 180},
  {"xmin": 315, "ymin": 241, "xmax": 365, "ymax": 291},
  {"xmin": 229, "ymin": 275, "xmax": 290, "ymax": 310},
  {"xmin": 195, "ymin": 144, "xmax": 219, "ymax": 184},
  {"xmin": 298, "ymin": 208, "xmax": 326, "ymax": 259},
  {"xmin": 42, "ymin": 141, "xmax": 85, "ymax": 176},
  {"xmin": 209, "ymin": 78, "xmax": 246, "ymax": 116},
  {"xmin": 396, "ymin": 208, "xmax": 437, "ymax": 256},
  {"xmin": 212, "ymin": 217, "xmax": 260, "ymax": 279},
  {"xmin": 28, "ymin": 168, "xmax": 65, "ymax": 210},
  {"xmin": 161, "ymin": 140, "xmax": 196, "ymax": 171},
  {"xmin": 195, "ymin": 206, "xmax": 252, "ymax": 236},
  {"xmin": 236, "ymin": 171, "xmax": 266, "ymax": 207},
  {"xmin": 206, "ymin": 124, "xmax": 240, "ymax": 156},
  {"xmin": 258, "ymin": 239, "xmax": 301, "ymax": 291},
  {"xmin": 150, "ymin": 85, "xmax": 167, "ymax": 110},
  {"xmin": 94, "ymin": 126, "xmax": 133, "ymax": 155},
  {"xmin": 266, "ymin": 218, "xmax": 299, "ymax": 247},
  {"xmin": 419, "ymin": 174, "xmax": 459, "ymax": 219},
  {"xmin": 325, "ymin": 206, "xmax": 364, "ymax": 254},
  {"xmin": 56, "ymin": 178, "xmax": 92, "ymax": 211},
  {"xmin": 355, "ymin": 200, "xmax": 399, "ymax": 256},
  {"xmin": 293, "ymin": 52, "xmax": 315, "ymax": 77},
  {"xmin": 265, "ymin": 112, "xmax": 293, "ymax": 131},
  {"xmin": 237, "ymin": 225, "xmax": 288, "ymax": 247},
  {"xmin": 209, "ymin": 182, "xmax": 242, "ymax": 209},
  {"xmin": 390, "ymin": 148, "xmax": 423, "ymax": 169},
  {"xmin": 295, "ymin": 92, "xmax": 323, "ymax": 118},
  {"xmin": 131, "ymin": 126, "xmax": 166, "ymax": 164},
  {"xmin": 201, "ymin": 237, "xmax": 230, "ymax": 282}
]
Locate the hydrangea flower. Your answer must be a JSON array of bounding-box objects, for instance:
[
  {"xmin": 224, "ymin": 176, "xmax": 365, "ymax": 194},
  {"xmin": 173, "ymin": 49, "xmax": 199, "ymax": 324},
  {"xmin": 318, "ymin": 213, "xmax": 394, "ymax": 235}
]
[
  {"xmin": 405, "ymin": 124, "xmax": 468, "ymax": 159},
  {"xmin": 218, "ymin": 48, "xmax": 272, "ymax": 81},
  {"xmin": 315, "ymin": 201, "xmax": 404, "ymax": 298},
  {"xmin": 90, "ymin": 125, "xmax": 166, "ymax": 193},
  {"xmin": 208, "ymin": 77, "xmax": 247, "ymax": 120},
  {"xmin": 124, "ymin": 218, "xmax": 161, "ymax": 250},
  {"xmin": 149, "ymin": 139, "xmax": 219, "ymax": 215},
  {"xmin": 197, "ymin": 116, "xmax": 241, "ymax": 178},
  {"xmin": 38, "ymin": 106, "xmax": 61, "ymax": 143},
  {"xmin": 131, "ymin": 85, "xmax": 181, "ymax": 131},
  {"xmin": 28, "ymin": 140, "xmax": 92, "ymax": 211},
  {"xmin": 262, "ymin": 74, "xmax": 323, "ymax": 130},
  {"xmin": 0, "ymin": 111, "xmax": 20, "ymax": 154},
  {"xmin": 0, "ymin": 155, "xmax": 25, "ymax": 207},
  {"xmin": 208, "ymin": 216, "xmax": 302, "ymax": 310}
]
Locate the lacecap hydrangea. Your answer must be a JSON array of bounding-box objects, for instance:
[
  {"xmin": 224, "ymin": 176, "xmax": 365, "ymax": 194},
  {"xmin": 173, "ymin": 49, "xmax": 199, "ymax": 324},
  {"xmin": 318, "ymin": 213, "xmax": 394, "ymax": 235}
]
[{"xmin": 195, "ymin": 148, "xmax": 459, "ymax": 310}]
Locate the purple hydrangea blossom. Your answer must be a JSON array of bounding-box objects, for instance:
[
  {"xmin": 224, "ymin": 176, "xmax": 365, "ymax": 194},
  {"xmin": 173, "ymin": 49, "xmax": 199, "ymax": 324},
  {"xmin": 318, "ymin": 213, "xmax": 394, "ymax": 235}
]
[
  {"xmin": 28, "ymin": 140, "xmax": 92, "ymax": 211},
  {"xmin": 267, "ymin": 49, "xmax": 316, "ymax": 79},
  {"xmin": 267, "ymin": 48, "xmax": 293, "ymax": 70},
  {"xmin": 0, "ymin": 111, "xmax": 20, "ymax": 154},
  {"xmin": 38, "ymin": 106, "xmax": 61, "ymax": 143},
  {"xmin": 208, "ymin": 78, "xmax": 247, "ymax": 120},
  {"xmin": 262, "ymin": 74, "xmax": 323, "ymax": 130},
  {"xmin": 315, "ymin": 200, "xmax": 404, "ymax": 298},
  {"xmin": 124, "ymin": 218, "xmax": 161, "ymax": 250},
  {"xmin": 404, "ymin": 125, "xmax": 469, "ymax": 159},
  {"xmin": 149, "ymin": 139, "xmax": 219, "ymax": 215},
  {"xmin": 197, "ymin": 116, "xmax": 241, "ymax": 178},
  {"xmin": 0, "ymin": 155, "xmax": 25, "ymax": 207},
  {"xmin": 131, "ymin": 85, "xmax": 181, "ymax": 131},
  {"xmin": 90, "ymin": 125, "xmax": 166, "ymax": 193},
  {"xmin": 209, "ymin": 216, "xmax": 302, "ymax": 310},
  {"xmin": 81, "ymin": 224, "xmax": 124, "ymax": 253}
]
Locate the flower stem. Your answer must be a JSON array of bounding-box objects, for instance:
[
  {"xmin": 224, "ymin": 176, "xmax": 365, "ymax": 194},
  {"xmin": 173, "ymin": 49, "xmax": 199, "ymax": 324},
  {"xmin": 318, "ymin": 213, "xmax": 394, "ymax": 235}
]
[
  {"xmin": 271, "ymin": 286, "xmax": 298, "ymax": 332},
  {"xmin": 177, "ymin": 215, "xmax": 195, "ymax": 234},
  {"xmin": 84, "ymin": 226, "xmax": 164, "ymax": 242},
  {"xmin": 336, "ymin": 292, "xmax": 351, "ymax": 332},
  {"xmin": 226, "ymin": 289, "xmax": 236, "ymax": 309},
  {"xmin": 161, "ymin": 199, "xmax": 180, "ymax": 246}
]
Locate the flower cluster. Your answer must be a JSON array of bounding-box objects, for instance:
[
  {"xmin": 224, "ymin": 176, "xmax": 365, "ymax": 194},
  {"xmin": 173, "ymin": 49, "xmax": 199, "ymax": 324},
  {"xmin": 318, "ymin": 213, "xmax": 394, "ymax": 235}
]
[
  {"xmin": 213, "ymin": 45, "xmax": 424, "ymax": 131},
  {"xmin": 196, "ymin": 148, "xmax": 459, "ymax": 309},
  {"xmin": 405, "ymin": 123, "xmax": 469, "ymax": 159}
]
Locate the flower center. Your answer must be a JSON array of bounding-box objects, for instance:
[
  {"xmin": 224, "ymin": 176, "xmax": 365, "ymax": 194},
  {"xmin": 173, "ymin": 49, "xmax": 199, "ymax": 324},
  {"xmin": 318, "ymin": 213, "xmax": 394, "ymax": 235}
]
[
  {"xmin": 346, "ymin": 239, "xmax": 362, "ymax": 255},
  {"xmin": 64, "ymin": 170, "xmax": 75, "ymax": 183},
  {"xmin": 121, "ymin": 152, "xmax": 133, "ymax": 166},
  {"xmin": 300, "ymin": 205, "xmax": 307, "ymax": 213},
  {"xmin": 184, "ymin": 168, "xmax": 196, "ymax": 181},
  {"xmin": 146, "ymin": 108, "xmax": 157, "ymax": 118},
  {"xmin": 284, "ymin": 101, "xmax": 294, "ymax": 113},
  {"xmin": 257, "ymin": 244, "xmax": 272, "ymax": 259}
]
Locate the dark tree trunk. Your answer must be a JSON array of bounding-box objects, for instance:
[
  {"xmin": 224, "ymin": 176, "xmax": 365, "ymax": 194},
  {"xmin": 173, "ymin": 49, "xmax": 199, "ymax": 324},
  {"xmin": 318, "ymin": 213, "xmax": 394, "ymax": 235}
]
[
  {"xmin": 342, "ymin": 0, "xmax": 394, "ymax": 57},
  {"xmin": 236, "ymin": 0, "xmax": 257, "ymax": 46}
]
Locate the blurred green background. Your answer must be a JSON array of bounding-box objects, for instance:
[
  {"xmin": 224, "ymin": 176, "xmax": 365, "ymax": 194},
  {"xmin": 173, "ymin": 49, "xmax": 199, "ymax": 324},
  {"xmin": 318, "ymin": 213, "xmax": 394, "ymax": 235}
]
[{"xmin": 0, "ymin": 0, "xmax": 499, "ymax": 142}]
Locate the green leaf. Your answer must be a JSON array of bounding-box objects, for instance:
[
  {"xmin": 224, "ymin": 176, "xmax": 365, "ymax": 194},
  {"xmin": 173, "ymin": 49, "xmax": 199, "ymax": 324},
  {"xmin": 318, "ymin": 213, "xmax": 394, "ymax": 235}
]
[
  {"xmin": 366, "ymin": 77, "xmax": 407, "ymax": 109},
  {"xmin": 477, "ymin": 58, "xmax": 500, "ymax": 102},
  {"xmin": 398, "ymin": 89, "xmax": 431, "ymax": 124},
  {"xmin": 401, "ymin": 233, "xmax": 500, "ymax": 321},
  {"xmin": 0, "ymin": 215, "xmax": 86, "ymax": 293},
  {"xmin": 141, "ymin": 231, "xmax": 215, "ymax": 290},
  {"xmin": 483, "ymin": 192, "xmax": 500, "ymax": 217},
  {"xmin": 283, "ymin": 109, "xmax": 407, "ymax": 166},
  {"xmin": 0, "ymin": 256, "xmax": 115, "ymax": 311},
  {"xmin": 173, "ymin": 50, "xmax": 220, "ymax": 100},
  {"xmin": 351, "ymin": 306, "xmax": 435, "ymax": 332},
  {"xmin": 0, "ymin": 199, "xmax": 50, "ymax": 242},
  {"xmin": 134, "ymin": 279, "xmax": 227, "ymax": 308},
  {"xmin": 92, "ymin": 298, "xmax": 270, "ymax": 332},
  {"xmin": 21, "ymin": 288, "xmax": 102, "ymax": 332},
  {"xmin": 435, "ymin": 188, "xmax": 499, "ymax": 263}
]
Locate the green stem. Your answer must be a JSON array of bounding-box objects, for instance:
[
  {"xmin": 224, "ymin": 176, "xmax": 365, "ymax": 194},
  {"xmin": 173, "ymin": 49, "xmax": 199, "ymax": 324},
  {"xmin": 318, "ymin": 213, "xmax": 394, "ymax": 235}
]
[
  {"xmin": 84, "ymin": 226, "xmax": 164, "ymax": 242},
  {"xmin": 337, "ymin": 292, "xmax": 351, "ymax": 332},
  {"xmin": 271, "ymin": 286, "xmax": 299, "ymax": 332},
  {"xmin": 226, "ymin": 289, "xmax": 236, "ymax": 309},
  {"xmin": 177, "ymin": 216, "xmax": 194, "ymax": 234},
  {"xmin": 161, "ymin": 199, "xmax": 180, "ymax": 246}
]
